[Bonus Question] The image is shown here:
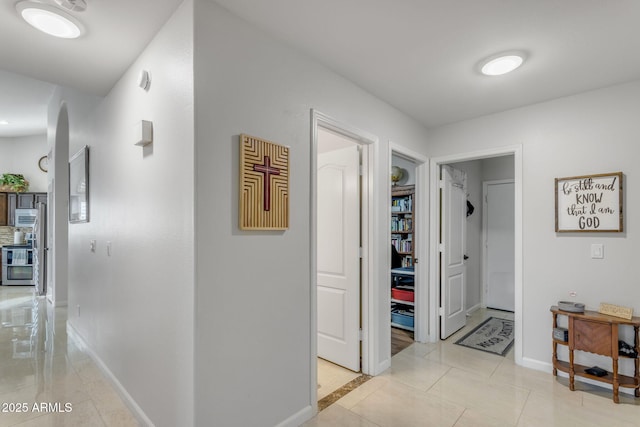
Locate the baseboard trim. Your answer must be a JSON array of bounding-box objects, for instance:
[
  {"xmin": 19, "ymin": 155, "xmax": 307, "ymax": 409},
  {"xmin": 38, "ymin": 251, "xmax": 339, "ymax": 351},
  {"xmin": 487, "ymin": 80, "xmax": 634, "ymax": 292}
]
[
  {"xmin": 66, "ymin": 323, "xmax": 155, "ymax": 426},
  {"xmin": 275, "ymin": 405, "xmax": 314, "ymax": 427},
  {"xmin": 521, "ymin": 357, "xmax": 553, "ymax": 373},
  {"xmin": 47, "ymin": 297, "xmax": 67, "ymax": 307},
  {"xmin": 375, "ymin": 359, "xmax": 391, "ymax": 376},
  {"xmin": 466, "ymin": 303, "xmax": 481, "ymax": 316}
]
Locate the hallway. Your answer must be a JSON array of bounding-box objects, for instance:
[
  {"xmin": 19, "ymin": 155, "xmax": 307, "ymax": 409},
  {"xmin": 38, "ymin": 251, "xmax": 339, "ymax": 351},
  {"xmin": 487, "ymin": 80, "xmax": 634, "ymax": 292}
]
[
  {"xmin": 305, "ymin": 309, "xmax": 640, "ymax": 426},
  {"xmin": 0, "ymin": 287, "xmax": 137, "ymax": 426}
]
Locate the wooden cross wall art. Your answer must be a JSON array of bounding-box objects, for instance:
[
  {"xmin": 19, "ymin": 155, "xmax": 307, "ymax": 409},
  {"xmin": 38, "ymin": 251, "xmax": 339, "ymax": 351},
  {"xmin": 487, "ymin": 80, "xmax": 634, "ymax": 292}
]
[{"xmin": 239, "ymin": 134, "xmax": 290, "ymax": 230}]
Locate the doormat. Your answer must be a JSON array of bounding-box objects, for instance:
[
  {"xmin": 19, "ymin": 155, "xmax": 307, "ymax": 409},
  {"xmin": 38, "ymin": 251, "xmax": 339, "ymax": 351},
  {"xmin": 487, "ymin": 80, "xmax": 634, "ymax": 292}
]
[{"xmin": 455, "ymin": 317, "xmax": 514, "ymax": 356}]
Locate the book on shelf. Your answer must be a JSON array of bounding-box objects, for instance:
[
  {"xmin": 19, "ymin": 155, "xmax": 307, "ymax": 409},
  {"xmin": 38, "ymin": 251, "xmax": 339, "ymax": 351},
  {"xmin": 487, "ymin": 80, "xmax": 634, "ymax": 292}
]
[{"xmin": 391, "ymin": 195, "xmax": 413, "ymax": 212}]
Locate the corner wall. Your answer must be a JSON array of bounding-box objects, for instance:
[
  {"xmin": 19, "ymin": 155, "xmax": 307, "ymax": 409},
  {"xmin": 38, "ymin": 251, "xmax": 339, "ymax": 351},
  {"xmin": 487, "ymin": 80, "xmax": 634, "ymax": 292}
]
[
  {"xmin": 193, "ymin": 1, "xmax": 429, "ymax": 425},
  {"xmin": 61, "ymin": 0, "xmax": 195, "ymax": 425},
  {"xmin": 429, "ymin": 80, "xmax": 640, "ymax": 373}
]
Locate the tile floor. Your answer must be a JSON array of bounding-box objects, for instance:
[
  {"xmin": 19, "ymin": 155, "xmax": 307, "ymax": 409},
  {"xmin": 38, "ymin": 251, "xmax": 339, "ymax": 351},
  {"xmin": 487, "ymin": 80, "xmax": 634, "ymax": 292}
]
[
  {"xmin": 305, "ymin": 309, "xmax": 640, "ymax": 427},
  {"xmin": 317, "ymin": 358, "xmax": 361, "ymax": 401},
  {"xmin": 0, "ymin": 286, "xmax": 138, "ymax": 427}
]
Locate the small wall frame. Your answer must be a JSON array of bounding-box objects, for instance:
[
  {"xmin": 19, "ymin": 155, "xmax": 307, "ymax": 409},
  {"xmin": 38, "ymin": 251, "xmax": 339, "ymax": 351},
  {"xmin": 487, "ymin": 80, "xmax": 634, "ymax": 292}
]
[
  {"xmin": 239, "ymin": 134, "xmax": 289, "ymax": 230},
  {"xmin": 69, "ymin": 145, "xmax": 89, "ymax": 223},
  {"xmin": 555, "ymin": 172, "xmax": 623, "ymax": 232}
]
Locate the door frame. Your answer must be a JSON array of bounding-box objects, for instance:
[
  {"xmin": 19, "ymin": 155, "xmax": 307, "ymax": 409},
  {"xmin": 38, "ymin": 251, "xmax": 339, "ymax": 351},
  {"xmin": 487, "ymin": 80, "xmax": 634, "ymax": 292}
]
[
  {"xmin": 428, "ymin": 145, "xmax": 523, "ymax": 365},
  {"xmin": 310, "ymin": 109, "xmax": 377, "ymax": 410},
  {"xmin": 389, "ymin": 143, "xmax": 428, "ymax": 343},
  {"xmin": 482, "ymin": 179, "xmax": 515, "ymax": 310}
]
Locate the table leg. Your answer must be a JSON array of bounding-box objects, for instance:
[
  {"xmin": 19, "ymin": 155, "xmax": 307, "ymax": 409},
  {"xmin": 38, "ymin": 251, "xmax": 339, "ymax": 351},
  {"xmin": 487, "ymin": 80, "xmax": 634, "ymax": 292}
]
[
  {"xmin": 569, "ymin": 349, "xmax": 575, "ymax": 391},
  {"xmin": 613, "ymin": 357, "xmax": 619, "ymax": 403}
]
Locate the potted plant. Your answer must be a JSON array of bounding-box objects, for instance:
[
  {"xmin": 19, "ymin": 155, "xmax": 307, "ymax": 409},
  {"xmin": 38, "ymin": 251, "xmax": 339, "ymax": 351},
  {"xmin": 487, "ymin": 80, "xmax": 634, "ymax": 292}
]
[{"xmin": 0, "ymin": 173, "xmax": 29, "ymax": 192}]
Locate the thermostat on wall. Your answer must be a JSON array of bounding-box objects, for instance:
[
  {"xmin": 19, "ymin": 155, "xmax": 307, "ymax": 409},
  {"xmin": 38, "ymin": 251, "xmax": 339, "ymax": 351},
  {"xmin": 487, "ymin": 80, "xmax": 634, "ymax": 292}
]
[{"xmin": 134, "ymin": 120, "xmax": 153, "ymax": 146}]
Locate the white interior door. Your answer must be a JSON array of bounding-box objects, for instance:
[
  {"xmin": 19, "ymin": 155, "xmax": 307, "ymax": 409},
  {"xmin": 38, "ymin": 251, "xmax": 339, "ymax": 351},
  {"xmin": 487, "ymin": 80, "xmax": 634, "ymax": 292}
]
[
  {"xmin": 484, "ymin": 181, "xmax": 515, "ymax": 311},
  {"xmin": 317, "ymin": 145, "xmax": 360, "ymax": 372},
  {"xmin": 440, "ymin": 165, "xmax": 467, "ymax": 339}
]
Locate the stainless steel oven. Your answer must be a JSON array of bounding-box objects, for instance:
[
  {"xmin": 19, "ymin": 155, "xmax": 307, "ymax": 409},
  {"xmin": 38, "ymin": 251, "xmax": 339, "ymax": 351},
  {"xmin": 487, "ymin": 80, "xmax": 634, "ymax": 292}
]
[{"xmin": 1, "ymin": 246, "xmax": 35, "ymax": 286}]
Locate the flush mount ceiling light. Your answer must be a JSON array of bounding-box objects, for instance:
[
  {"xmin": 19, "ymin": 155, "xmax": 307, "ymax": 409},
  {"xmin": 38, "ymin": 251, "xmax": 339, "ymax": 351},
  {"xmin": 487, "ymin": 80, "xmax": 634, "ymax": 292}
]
[
  {"xmin": 0, "ymin": 120, "xmax": 9, "ymax": 125},
  {"xmin": 480, "ymin": 52, "xmax": 525, "ymax": 76},
  {"xmin": 16, "ymin": 1, "xmax": 84, "ymax": 39}
]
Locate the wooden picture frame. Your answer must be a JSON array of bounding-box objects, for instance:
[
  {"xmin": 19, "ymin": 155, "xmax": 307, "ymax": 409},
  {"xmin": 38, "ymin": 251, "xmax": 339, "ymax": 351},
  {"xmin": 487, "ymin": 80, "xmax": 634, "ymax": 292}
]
[
  {"xmin": 239, "ymin": 134, "xmax": 289, "ymax": 230},
  {"xmin": 69, "ymin": 145, "xmax": 89, "ymax": 223},
  {"xmin": 555, "ymin": 172, "xmax": 623, "ymax": 232}
]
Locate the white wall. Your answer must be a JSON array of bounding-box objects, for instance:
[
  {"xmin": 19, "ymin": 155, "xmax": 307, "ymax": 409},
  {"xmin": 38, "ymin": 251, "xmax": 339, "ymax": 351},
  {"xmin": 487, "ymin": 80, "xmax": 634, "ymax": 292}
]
[
  {"xmin": 482, "ymin": 155, "xmax": 514, "ymax": 182},
  {"xmin": 193, "ymin": 1, "xmax": 429, "ymax": 425},
  {"xmin": 429, "ymin": 80, "xmax": 640, "ymax": 373},
  {"xmin": 0, "ymin": 134, "xmax": 48, "ymax": 192},
  {"xmin": 392, "ymin": 154, "xmax": 416, "ymax": 185},
  {"xmin": 59, "ymin": 1, "xmax": 194, "ymax": 425}
]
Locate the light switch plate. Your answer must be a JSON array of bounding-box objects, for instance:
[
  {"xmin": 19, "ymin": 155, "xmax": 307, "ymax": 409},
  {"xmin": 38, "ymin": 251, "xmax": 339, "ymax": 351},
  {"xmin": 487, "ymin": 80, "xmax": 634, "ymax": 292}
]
[{"xmin": 591, "ymin": 243, "xmax": 604, "ymax": 259}]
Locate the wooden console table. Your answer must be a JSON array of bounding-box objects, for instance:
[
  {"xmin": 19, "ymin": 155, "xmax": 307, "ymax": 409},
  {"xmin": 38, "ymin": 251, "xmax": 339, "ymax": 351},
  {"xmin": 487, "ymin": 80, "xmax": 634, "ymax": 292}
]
[{"xmin": 551, "ymin": 306, "xmax": 640, "ymax": 403}]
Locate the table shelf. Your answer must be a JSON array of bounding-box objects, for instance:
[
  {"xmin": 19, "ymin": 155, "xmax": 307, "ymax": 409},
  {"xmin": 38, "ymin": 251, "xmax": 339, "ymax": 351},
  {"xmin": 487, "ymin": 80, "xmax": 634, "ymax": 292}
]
[{"xmin": 551, "ymin": 306, "xmax": 640, "ymax": 403}]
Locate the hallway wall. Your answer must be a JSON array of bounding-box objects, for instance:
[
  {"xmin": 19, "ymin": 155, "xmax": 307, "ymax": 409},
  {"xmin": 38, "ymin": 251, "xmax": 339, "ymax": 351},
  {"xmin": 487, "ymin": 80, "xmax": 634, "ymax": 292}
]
[
  {"xmin": 193, "ymin": 1, "xmax": 429, "ymax": 425},
  {"xmin": 59, "ymin": 1, "xmax": 194, "ymax": 425},
  {"xmin": 428, "ymin": 80, "xmax": 640, "ymax": 374}
]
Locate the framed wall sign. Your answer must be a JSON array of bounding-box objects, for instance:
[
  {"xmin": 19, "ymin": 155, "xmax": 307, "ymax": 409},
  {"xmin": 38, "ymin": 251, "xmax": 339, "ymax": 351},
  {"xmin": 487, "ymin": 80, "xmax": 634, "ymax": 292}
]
[
  {"xmin": 239, "ymin": 134, "xmax": 289, "ymax": 230},
  {"xmin": 555, "ymin": 172, "xmax": 623, "ymax": 232},
  {"xmin": 69, "ymin": 145, "xmax": 89, "ymax": 223}
]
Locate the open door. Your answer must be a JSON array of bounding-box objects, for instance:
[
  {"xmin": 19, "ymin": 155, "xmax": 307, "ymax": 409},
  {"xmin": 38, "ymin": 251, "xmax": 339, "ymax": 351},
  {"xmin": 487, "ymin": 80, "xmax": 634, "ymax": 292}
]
[
  {"xmin": 317, "ymin": 145, "xmax": 361, "ymax": 372},
  {"xmin": 440, "ymin": 165, "xmax": 467, "ymax": 339}
]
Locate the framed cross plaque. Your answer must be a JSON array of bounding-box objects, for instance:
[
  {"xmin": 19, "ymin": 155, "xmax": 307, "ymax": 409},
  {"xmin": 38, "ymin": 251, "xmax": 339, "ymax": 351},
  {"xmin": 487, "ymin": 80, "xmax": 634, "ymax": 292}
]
[{"xmin": 239, "ymin": 134, "xmax": 289, "ymax": 230}]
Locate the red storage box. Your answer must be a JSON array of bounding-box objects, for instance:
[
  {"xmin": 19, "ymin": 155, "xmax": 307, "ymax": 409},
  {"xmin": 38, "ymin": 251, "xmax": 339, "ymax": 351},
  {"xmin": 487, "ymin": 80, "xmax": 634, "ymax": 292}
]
[{"xmin": 391, "ymin": 288, "xmax": 414, "ymax": 302}]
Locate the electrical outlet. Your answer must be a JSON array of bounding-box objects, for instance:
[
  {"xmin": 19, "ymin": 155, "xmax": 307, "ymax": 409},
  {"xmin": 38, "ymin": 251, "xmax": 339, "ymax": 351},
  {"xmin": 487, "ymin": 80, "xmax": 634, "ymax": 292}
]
[
  {"xmin": 569, "ymin": 291, "xmax": 577, "ymax": 297},
  {"xmin": 90, "ymin": 240, "xmax": 96, "ymax": 252}
]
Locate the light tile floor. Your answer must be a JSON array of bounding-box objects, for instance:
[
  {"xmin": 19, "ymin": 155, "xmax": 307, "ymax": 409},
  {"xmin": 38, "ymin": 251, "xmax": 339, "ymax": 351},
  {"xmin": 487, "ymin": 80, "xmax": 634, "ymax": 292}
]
[
  {"xmin": 305, "ymin": 309, "xmax": 640, "ymax": 427},
  {"xmin": 0, "ymin": 286, "xmax": 138, "ymax": 427},
  {"xmin": 317, "ymin": 358, "xmax": 361, "ymax": 401}
]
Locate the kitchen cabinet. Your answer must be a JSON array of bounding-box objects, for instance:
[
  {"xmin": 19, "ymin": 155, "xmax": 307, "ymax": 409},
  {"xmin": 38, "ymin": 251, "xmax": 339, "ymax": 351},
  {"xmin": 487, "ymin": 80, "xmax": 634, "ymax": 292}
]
[
  {"xmin": 17, "ymin": 193, "xmax": 34, "ymax": 209},
  {"xmin": 2, "ymin": 192, "xmax": 46, "ymax": 227},
  {"xmin": 35, "ymin": 193, "xmax": 47, "ymax": 205},
  {"xmin": 0, "ymin": 193, "xmax": 7, "ymax": 226},
  {"xmin": 551, "ymin": 306, "xmax": 640, "ymax": 403},
  {"xmin": 7, "ymin": 194, "xmax": 16, "ymax": 226}
]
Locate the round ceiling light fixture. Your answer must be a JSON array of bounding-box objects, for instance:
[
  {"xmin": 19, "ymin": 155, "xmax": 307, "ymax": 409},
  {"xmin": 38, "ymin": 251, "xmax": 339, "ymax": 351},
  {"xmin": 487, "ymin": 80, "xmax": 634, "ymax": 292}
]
[
  {"xmin": 480, "ymin": 52, "xmax": 525, "ymax": 76},
  {"xmin": 0, "ymin": 120, "xmax": 9, "ymax": 126},
  {"xmin": 16, "ymin": 1, "xmax": 84, "ymax": 39}
]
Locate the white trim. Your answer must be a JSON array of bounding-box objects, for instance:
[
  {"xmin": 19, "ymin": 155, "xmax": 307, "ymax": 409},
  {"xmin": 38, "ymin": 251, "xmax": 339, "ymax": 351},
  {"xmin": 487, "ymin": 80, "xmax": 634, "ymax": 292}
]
[
  {"xmin": 67, "ymin": 323, "xmax": 154, "ymax": 426},
  {"xmin": 429, "ymin": 145, "xmax": 524, "ymax": 367},
  {"xmin": 521, "ymin": 357, "xmax": 553, "ymax": 373},
  {"xmin": 275, "ymin": 406, "xmax": 314, "ymax": 427},
  {"xmin": 481, "ymin": 179, "xmax": 514, "ymax": 310},
  {"xmin": 389, "ymin": 142, "xmax": 429, "ymax": 344},
  {"xmin": 310, "ymin": 109, "xmax": 378, "ymax": 412},
  {"xmin": 466, "ymin": 303, "xmax": 481, "ymax": 316}
]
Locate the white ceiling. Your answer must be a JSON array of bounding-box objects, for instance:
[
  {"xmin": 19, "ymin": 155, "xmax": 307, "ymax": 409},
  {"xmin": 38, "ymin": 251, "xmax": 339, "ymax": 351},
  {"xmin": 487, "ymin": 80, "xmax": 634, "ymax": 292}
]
[
  {"xmin": 0, "ymin": 0, "xmax": 184, "ymax": 137},
  {"xmin": 2, "ymin": 0, "xmax": 640, "ymax": 136},
  {"xmin": 214, "ymin": 0, "xmax": 640, "ymax": 127}
]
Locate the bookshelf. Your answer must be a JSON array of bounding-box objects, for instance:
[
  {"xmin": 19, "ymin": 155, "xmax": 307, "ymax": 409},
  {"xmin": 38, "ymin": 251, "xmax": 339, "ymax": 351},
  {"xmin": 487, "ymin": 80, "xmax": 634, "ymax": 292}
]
[{"xmin": 391, "ymin": 185, "xmax": 414, "ymax": 268}]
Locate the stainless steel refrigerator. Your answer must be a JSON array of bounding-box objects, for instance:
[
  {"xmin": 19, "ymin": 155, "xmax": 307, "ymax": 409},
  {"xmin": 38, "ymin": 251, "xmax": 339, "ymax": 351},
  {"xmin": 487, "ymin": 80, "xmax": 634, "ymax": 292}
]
[{"xmin": 33, "ymin": 201, "xmax": 47, "ymax": 296}]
